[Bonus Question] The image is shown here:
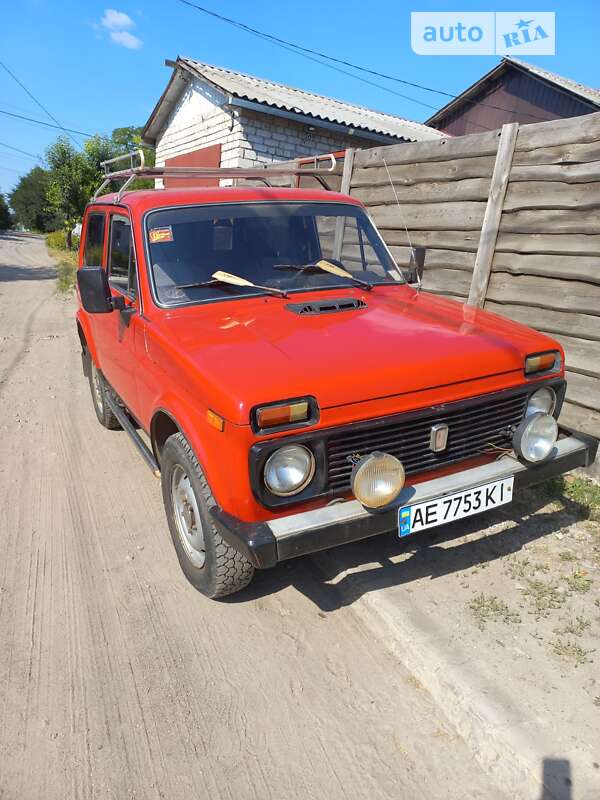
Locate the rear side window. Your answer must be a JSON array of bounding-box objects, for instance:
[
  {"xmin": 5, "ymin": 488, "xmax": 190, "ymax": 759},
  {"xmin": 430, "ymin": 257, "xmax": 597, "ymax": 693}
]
[
  {"xmin": 108, "ymin": 215, "xmax": 137, "ymax": 295},
  {"xmin": 83, "ymin": 213, "xmax": 105, "ymax": 266}
]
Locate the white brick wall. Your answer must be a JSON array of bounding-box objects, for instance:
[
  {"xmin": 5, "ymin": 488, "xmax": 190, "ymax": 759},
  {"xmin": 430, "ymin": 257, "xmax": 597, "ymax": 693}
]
[{"xmin": 154, "ymin": 76, "xmax": 377, "ymax": 179}]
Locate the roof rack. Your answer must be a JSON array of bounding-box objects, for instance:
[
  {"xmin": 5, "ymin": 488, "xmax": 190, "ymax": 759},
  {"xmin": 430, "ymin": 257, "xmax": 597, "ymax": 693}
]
[{"xmin": 93, "ymin": 150, "xmax": 338, "ymax": 201}]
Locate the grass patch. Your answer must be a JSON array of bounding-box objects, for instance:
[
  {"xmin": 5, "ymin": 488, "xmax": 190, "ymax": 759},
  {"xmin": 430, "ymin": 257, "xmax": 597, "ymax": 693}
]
[
  {"xmin": 565, "ymin": 570, "xmax": 592, "ymax": 594},
  {"xmin": 48, "ymin": 246, "xmax": 77, "ymax": 292},
  {"xmin": 521, "ymin": 578, "xmax": 567, "ymax": 616},
  {"xmin": 552, "ymin": 638, "xmax": 595, "ymax": 666},
  {"xmin": 506, "ymin": 557, "xmax": 550, "ymax": 579},
  {"xmin": 558, "ymin": 551, "xmax": 577, "ymax": 562},
  {"xmin": 469, "ymin": 593, "xmax": 521, "ymax": 630},
  {"xmin": 554, "ymin": 616, "xmax": 591, "ymax": 637},
  {"xmin": 506, "ymin": 556, "xmax": 531, "ymax": 579},
  {"xmin": 542, "ymin": 475, "xmax": 600, "ymax": 522}
]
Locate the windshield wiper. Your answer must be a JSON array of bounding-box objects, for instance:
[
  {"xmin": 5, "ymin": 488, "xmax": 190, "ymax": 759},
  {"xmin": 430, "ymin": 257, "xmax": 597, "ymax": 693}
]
[
  {"xmin": 273, "ymin": 259, "xmax": 373, "ymax": 291},
  {"xmin": 175, "ymin": 270, "xmax": 288, "ymax": 298}
]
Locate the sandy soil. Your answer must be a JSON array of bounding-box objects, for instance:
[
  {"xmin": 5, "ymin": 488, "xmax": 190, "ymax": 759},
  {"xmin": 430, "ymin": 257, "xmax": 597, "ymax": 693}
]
[{"xmin": 0, "ymin": 233, "xmax": 505, "ymax": 799}]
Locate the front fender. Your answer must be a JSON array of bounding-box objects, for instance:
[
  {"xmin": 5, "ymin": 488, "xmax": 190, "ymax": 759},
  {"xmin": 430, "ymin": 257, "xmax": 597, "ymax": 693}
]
[
  {"xmin": 76, "ymin": 309, "xmax": 100, "ymax": 368},
  {"xmin": 149, "ymin": 391, "xmax": 253, "ymax": 514}
]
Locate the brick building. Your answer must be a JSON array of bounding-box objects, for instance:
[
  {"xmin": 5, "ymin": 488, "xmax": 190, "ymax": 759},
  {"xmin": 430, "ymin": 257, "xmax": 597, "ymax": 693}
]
[{"xmin": 142, "ymin": 57, "xmax": 443, "ymax": 180}]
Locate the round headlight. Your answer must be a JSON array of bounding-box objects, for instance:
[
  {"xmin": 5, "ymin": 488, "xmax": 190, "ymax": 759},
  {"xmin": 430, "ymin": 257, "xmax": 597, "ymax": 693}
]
[
  {"xmin": 526, "ymin": 386, "xmax": 556, "ymax": 417},
  {"xmin": 351, "ymin": 451, "xmax": 405, "ymax": 509},
  {"xmin": 513, "ymin": 412, "xmax": 558, "ymax": 463},
  {"xmin": 264, "ymin": 445, "xmax": 315, "ymax": 497}
]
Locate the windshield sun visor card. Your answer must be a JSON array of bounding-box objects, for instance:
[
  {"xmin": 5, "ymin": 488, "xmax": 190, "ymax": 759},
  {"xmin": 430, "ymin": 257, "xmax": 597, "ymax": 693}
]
[{"xmin": 149, "ymin": 226, "xmax": 173, "ymax": 244}]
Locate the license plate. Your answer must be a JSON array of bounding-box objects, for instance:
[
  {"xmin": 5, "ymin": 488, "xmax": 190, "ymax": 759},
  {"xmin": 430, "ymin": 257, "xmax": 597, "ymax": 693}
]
[{"xmin": 398, "ymin": 477, "xmax": 514, "ymax": 537}]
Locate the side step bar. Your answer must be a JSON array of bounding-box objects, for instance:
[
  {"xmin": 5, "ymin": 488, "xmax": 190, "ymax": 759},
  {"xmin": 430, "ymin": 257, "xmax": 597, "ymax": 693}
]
[{"xmin": 104, "ymin": 393, "xmax": 161, "ymax": 477}]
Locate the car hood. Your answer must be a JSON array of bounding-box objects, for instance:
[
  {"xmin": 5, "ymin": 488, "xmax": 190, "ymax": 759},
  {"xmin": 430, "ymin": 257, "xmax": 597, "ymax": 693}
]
[{"xmin": 151, "ymin": 286, "xmax": 559, "ymax": 424}]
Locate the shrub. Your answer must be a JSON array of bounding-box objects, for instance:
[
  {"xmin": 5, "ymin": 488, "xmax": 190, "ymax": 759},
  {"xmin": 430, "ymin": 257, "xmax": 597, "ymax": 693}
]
[
  {"xmin": 46, "ymin": 230, "xmax": 67, "ymax": 250},
  {"xmin": 46, "ymin": 230, "xmax": 80, "ymax": 251}
]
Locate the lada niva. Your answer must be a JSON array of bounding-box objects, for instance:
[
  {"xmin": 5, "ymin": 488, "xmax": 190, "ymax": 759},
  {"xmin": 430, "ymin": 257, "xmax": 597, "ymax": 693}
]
[{"xmin": 75, "ymin": 157, "xmax": 597, "ymax": 598}]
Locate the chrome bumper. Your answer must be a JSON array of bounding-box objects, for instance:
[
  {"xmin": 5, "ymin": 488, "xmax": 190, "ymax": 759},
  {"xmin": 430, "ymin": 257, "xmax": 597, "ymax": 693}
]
[{"xmin": 211, "ymin": 432, "xmax": 597, "ymax": 568}]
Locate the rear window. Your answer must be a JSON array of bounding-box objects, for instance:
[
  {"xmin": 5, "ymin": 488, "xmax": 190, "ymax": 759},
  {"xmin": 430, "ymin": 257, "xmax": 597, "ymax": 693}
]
[{"xmin": 83, "ymin": 213, "xmax": 105, "ymax": 266}]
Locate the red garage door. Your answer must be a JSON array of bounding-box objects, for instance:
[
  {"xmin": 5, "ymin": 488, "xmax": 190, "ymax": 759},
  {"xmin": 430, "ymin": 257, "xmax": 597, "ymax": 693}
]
[{"xmin": 164, "ymin": 144, "xmax": 221, "ymax": 188}]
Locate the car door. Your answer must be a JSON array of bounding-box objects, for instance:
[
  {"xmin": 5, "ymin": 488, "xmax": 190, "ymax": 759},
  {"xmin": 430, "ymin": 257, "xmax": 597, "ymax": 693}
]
[{"xmin": 89, "ymin": 208, "xmax": 141, "ymax": 415}]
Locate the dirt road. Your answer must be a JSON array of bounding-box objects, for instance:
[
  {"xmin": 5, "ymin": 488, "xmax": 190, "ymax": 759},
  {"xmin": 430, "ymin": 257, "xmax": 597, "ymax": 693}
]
[{"xmin": 0, "ymin": 233, "xmax": 507, "ymax": 800}]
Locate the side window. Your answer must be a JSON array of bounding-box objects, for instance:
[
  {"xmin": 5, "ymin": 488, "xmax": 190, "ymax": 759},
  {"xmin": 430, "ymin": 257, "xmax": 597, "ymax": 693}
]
[
  {"xmin": 83, "ymin": 213, "xmax": 105, "ymax": 266},
  {"xmin": 108, "ymin": 214, "xmax": 137, "ymax": 295}
]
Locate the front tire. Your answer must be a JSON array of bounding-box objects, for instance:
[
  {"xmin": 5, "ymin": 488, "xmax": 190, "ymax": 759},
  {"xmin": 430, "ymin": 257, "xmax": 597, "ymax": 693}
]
[
  {"xmin": 160, "ymin": 432, "xmax": 254, "ymax": 598},
  {"xmin": 88, "ymin": 360, "xmax": 121, "ymax": 430}
]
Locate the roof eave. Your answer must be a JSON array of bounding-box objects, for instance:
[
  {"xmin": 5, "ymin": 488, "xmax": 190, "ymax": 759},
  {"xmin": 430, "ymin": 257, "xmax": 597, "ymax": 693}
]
[
  {"xmin": 142, "ymin": 58, "xmax": 191, "ymax": 144},
  {"xmin": 227, "ymin": 96, "xmax": 412, "ymax": 143}
]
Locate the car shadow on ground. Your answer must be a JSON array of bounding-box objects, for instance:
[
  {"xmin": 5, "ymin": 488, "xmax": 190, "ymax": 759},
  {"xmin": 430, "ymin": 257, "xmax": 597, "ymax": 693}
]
[
  {"xmin": 0, "ymin": 264, "xmax": 57, "ymax": 283},
  {"xmin": 225, "ymin": 485, "xmax": 590, "ymax": 612}
]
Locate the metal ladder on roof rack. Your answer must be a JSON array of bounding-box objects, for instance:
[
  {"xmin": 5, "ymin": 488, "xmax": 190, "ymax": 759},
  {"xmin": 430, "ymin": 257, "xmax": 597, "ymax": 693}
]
[{"xmin": 93, "ymin": 150, "xmax": 338, "ymax": 201}]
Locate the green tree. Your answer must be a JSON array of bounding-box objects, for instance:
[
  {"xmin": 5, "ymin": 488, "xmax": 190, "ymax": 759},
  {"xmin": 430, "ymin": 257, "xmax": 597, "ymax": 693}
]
[
  {"xmin": 111, "ymin": 126, "xmax": 155, "ymax": 168},
  {"xmin": 43, "ymin": 125, "xmax": 155, "ymax": 248},
  {"xmin": 9, "ymin": 167, "xmax": 60, "ymax": 232},
  {"xmin": 0, "ymin": 193, "xmax": 13, "ymax": 230},
  {"xmin": 45, "ymin": 135, "xmax": 121, "ymax": 248},
  {"xmin": 45, "ymin": 138, "xmax": 89, "ymax": 249}
]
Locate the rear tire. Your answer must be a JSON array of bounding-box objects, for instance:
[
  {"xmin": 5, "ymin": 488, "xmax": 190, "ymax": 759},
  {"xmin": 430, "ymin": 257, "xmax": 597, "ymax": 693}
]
[
  {"xmin": 88, "ymin": 359, "xmax": 121, "ymax": 430},
  {"xmin": 160, "ymin": 432, "xmax": 254, "ymax": 598}
]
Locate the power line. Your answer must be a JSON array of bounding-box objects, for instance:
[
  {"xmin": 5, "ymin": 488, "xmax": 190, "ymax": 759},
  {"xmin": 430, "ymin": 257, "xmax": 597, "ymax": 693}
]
[
  {"xmin": 0, "ymin": 141, "xmax": 43, "ymax": 161},
  {"xmin": 225, "ymin": 18, "xmax": 440, "ymax": 112},
  {"xmin": 0, "ymin": 60, "xmax": 83, "ymax": 149},
  {"xmin": 0, "ymin": 108, "xmax": 94, "ymax": 137},
  {"xmin": 175, "ymin": 0, "xmax": 549, "ymax": 123}
]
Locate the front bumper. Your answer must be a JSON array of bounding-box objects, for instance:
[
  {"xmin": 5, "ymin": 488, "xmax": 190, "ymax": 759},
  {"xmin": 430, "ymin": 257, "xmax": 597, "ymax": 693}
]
[{"xmin": 210, "ymin": 431, "xmax": 598, "ymax": 569}]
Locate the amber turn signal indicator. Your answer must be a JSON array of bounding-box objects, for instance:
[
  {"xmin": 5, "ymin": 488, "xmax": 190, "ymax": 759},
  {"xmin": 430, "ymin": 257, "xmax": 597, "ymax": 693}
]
[
  {"xmin": 525, "ymin": 351, "xmax": 561, "ymax": 376},
  {"xmin": 206, "ymin": 409, "xmax": 225, "ymax": 431},
  {"xmin": 257, "ymin": 401, "xmax": 309, "ymax": 429}
]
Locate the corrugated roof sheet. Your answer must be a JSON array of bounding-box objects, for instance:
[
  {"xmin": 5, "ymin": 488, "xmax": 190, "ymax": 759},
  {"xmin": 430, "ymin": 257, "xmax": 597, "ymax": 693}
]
[
  {"xmin": 179, "ymin": 58, "xmax": 444, "ymax": 142},
  {"xmin": 506, "ymin": 57, "xmax": 600, "ymax": 108}
]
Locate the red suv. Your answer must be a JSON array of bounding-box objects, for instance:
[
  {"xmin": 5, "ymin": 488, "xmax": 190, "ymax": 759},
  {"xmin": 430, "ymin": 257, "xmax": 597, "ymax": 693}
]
[{"xmin": 76, "ymin": 159, "xmax": 597, "ymax": 598}]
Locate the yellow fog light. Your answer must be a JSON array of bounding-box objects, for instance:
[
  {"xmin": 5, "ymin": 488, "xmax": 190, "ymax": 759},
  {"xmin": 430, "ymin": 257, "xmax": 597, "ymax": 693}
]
[{"xmin": 351, "ymin": 451, "xmax": 405, "ymax": 509}]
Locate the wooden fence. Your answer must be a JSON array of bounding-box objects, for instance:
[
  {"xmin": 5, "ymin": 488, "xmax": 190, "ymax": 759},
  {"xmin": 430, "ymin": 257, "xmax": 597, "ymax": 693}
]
[{"xmin": 341, "ymin": 111, "xmax": 600, "ymax": 444}]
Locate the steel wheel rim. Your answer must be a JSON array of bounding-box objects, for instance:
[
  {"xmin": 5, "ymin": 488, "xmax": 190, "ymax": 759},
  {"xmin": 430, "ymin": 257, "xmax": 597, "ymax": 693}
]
[
  {"xmin": 91, "ymin": 364, "xmax": 104, "ymax": 411},
  {"xmin": 170, "ymin": 465, "xmax": 206, "ymax": 568}
]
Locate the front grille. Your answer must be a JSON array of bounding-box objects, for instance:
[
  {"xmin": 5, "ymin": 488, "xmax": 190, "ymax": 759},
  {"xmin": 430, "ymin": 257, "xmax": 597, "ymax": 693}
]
[{"xmin": 326, "ymin": 391, "xmax": 528, "ymax": 491}]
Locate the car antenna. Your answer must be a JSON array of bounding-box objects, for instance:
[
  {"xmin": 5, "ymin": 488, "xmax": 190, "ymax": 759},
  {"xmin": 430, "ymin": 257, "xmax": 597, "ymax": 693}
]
[{"xmin": 382, "ymin": 156, "xmax": 422, "ymax": 292}]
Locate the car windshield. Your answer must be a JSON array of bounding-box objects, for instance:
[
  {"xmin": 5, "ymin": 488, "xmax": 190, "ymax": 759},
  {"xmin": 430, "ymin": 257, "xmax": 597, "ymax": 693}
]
[{"xmin": 145, "ymin": 201, "xmax": 404, "ymax": 305}]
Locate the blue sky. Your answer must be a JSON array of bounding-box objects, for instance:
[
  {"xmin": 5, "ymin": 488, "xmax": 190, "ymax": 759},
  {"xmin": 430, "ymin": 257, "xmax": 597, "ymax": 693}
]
[{"xmin": 1, "ymin": 0, "xmax": 599, "ymax": 195}]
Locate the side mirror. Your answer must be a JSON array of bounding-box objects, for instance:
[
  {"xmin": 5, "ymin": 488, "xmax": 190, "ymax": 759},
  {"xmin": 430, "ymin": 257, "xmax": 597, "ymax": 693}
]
[
  {"xmin": 77, "ymin": 267, "xmax": 113, "ymax": 313},
  {"xmin": 404, "ymin": 247, "xmax": 426, "ymax": 285}
]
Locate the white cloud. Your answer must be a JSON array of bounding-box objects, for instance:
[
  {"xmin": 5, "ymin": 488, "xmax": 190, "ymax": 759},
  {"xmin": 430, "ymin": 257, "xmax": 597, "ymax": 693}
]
[
  {"xmin": 101, "ymin": 9, "xmax": 135, "ymax": 30},
  {"xmin": 110, "ymin": 29, "xmax": 143, "ymax": 49},
  {"xmin": 97, "ymin": 9, "xmax": 142, "ymax": 48}
]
